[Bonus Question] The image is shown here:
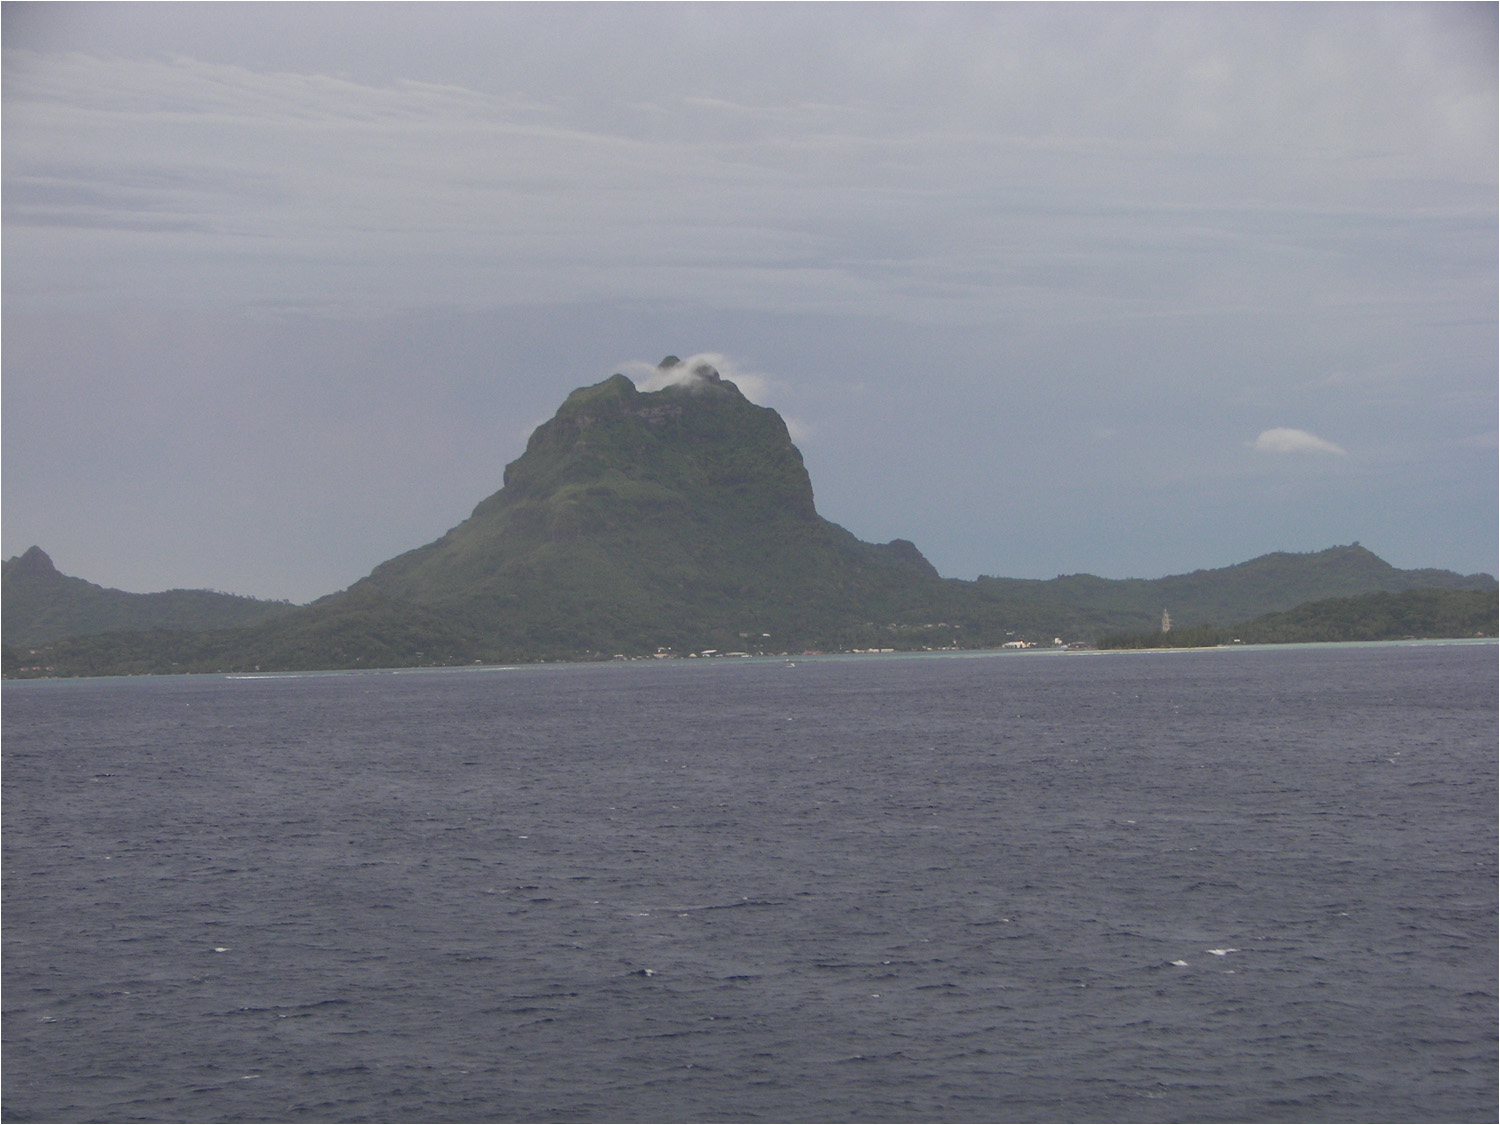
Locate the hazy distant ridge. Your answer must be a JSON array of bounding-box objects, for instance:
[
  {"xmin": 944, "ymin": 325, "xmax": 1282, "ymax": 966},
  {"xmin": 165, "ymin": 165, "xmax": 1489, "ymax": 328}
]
[
  {"xmin": 3, "ymin": 546, "xmax": 296, "ymax": 647},
  {"xmin": 972, "ymin": 544, "xmax": 1494, "ymax": 638}
]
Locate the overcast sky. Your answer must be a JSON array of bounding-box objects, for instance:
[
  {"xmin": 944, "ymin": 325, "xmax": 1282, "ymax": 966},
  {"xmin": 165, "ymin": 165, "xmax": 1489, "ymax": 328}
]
[{"xmin": 4, "ymin": 3, "xmax": 1496, "ymax": 602}]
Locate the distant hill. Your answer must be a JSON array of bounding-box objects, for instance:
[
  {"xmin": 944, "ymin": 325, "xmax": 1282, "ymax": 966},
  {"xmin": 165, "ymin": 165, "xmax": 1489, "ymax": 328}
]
[
  {"xmin": 1097, "ymin": 588, "xmax": 1498, "ymax": 649},
  {"xmin": 2, "ymin": 546, "xmax": 296, "ymax": 647},
  {"xmin": 1235, "ymin": 587, "xmax": 1499, "ymax": 645},
  {"xmin": 972, "ymin": 543, "xmax": 1495, "ymax": 639},
  {"xmin": 4, "ymin": 358, "xmax": 1494, "ymax": 677}
]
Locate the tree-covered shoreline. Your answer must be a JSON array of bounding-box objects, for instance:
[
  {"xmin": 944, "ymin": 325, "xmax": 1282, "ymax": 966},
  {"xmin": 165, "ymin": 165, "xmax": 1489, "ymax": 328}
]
[{"xmin": 1097, "ymin": 588, "xmax": 1498, "ymax": 650}]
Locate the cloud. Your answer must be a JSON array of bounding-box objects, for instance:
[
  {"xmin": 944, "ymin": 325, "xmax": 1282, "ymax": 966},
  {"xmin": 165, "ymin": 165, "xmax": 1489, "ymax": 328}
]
[
  {"xmin": 616, "ymin": 352, "xmax": 816, "ymax": 448},
  {"xmin": 1250, "ymin": 427, "xmax": 1348, "ymax": 455},
  {"xmin": 619, "ymin": 353, "xmax": 775, "ymax": 402},
  {"xmin": 3, "ymin": 6, "xmax": 1493, "ymax": 323}
]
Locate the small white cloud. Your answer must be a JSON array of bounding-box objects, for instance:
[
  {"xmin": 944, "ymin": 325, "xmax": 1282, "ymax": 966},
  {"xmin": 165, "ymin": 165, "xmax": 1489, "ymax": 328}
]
[
  {"xmin": 1250, "ymin": 427, "xmax": 1347, "ymax": 456},
  {"xmin": 619, "ymin": 353, "xmax": 777, "ymax": 404}
]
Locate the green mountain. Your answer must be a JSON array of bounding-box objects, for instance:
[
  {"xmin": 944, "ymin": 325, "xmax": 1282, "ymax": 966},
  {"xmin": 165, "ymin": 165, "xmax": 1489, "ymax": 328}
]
[
  {"xmin": 2, "ymin": 545, "xmax": 295, "ymax": 646},
  {"xmin": 4, "ymin": 358, "xmax": 1494, "ymax": 677},
  {"xmin": 340, "ymin": 360, "xmax": 951, "ymax": 657}
]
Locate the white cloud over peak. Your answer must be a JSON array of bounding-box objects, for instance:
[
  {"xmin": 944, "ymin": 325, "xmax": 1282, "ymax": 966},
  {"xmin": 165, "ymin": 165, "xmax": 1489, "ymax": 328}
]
[
  {"xmin": 1251, "ymin": 427, "xmax": 1348, "ymax": 456},
  {"xmin": 618, "ymin": 353, "xmax": 813, "ymax": 444},
  {"xmin": 620, "ymin": 353, "xmax": 775, "ymax": 403}
]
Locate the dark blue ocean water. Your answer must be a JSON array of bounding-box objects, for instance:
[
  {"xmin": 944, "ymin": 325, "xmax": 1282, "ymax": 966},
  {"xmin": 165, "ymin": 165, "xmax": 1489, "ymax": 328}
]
[{"xmin": 3, "ymin": 642, "xmax": 1496, "ymax": 1123}]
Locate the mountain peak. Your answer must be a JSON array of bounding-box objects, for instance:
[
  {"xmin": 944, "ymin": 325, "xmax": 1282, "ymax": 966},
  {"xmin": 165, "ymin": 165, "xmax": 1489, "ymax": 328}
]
[
  {"xmin": 492, "ymin": 369, "xmax": 790, "ymax": 514},
  {"xmin": 6, "ymin": 546, "xmax": 58, "ymax": 579}
]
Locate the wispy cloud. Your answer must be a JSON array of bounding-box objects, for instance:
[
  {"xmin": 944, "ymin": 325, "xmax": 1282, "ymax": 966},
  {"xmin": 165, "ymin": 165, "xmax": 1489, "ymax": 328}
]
[
  {"xmin": 617, "ymin": 353, "xmax": 816, "ymax": 445},
  {"xmin": 619, "ymin": 353, "xmax": 774, "ymax": 403},
  {"xmin": 1250, "ymin": 427, "xmax": 1348, "ymax": 455},
  {"xmin": 4, "ymin": 4, "xmax": 1493, "ymax": 322}
]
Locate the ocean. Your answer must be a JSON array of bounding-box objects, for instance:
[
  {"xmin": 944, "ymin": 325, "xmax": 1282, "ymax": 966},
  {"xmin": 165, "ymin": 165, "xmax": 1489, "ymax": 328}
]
[{"xmin": 3, "ymin": 642, "xmax": 1496, "ymax": 1123}]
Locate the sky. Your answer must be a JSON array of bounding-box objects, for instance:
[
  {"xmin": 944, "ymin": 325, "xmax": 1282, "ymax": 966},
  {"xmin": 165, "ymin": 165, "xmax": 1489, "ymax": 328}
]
[{"xmin": 4, "ymin": 2, "xmax": 1496, "ymax": 603}]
